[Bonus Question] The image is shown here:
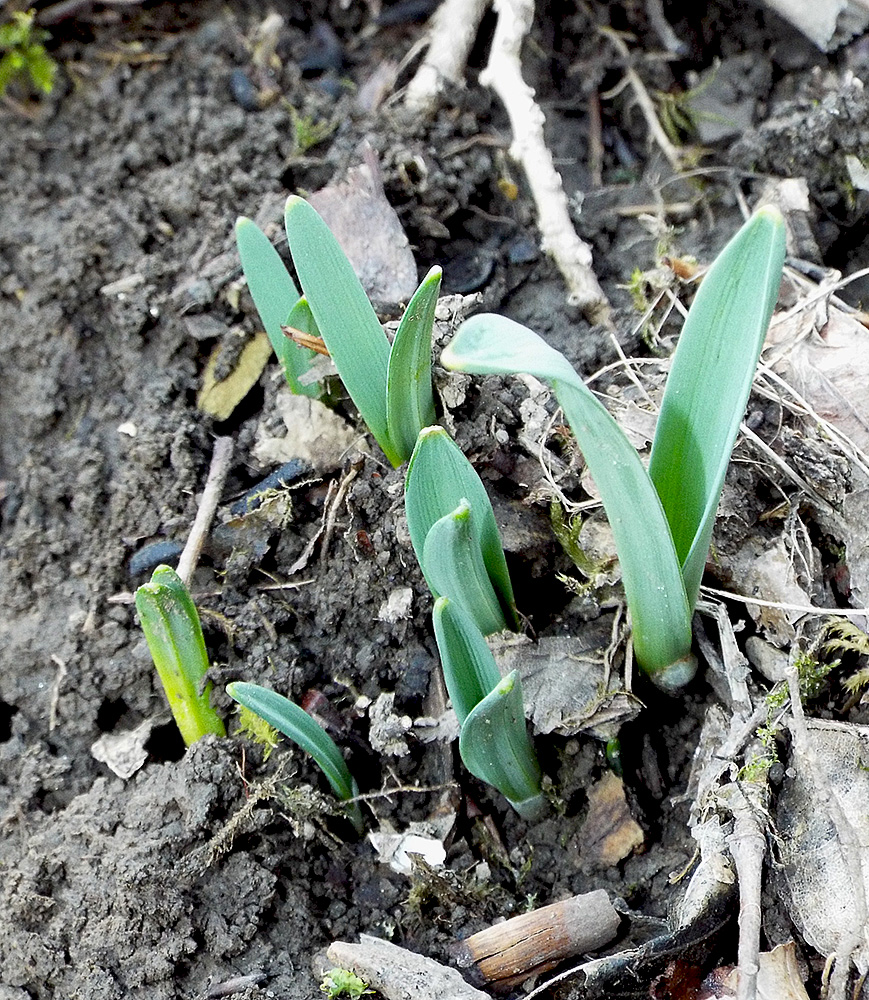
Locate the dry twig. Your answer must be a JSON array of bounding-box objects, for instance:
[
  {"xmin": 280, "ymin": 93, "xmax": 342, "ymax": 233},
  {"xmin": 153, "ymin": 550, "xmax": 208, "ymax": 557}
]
[
  {"xmin": 176, "ymin": 436, "xmax": 234, "ymax": 586},
  {"xmin": 481, "ymin": 0, "xmax": 611, "ymax": 322}
]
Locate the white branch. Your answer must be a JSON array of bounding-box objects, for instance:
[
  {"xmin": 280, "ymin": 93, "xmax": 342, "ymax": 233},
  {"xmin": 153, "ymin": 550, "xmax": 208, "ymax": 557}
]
[
  {"xmin": 481, "ymin": 0, "xmax": 610, "ymax": 323},
  {"xmin": 403, "ymin": 0, "xmax": 490, "ymax": 115}
]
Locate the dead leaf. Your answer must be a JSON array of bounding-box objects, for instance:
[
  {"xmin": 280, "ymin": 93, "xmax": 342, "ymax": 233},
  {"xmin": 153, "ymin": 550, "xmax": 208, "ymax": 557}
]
[
  {"xmin": 490, "ymin": 627, "xmax": 642, "ymax": 741},
  {"xmin": 252, "ymin": 388, "xmax": 360, "ymax": 471},
  {"xmin": 307, "ymin": 144, "xmax": 417, "ymax": 308},
  {"xmin": 577, "ymin": 771, "xmax": 644, "ymax": 868},
  {"xmin": 197, "ymin": 330, "xmax": 272, "ymax": 420},
  {"xmin": 775, "ymin": 719, "xmax": 869, "ymax": 973},
  {"xmin": 700, "ymin": 942, "xmax": 810, "ymax": 999}
]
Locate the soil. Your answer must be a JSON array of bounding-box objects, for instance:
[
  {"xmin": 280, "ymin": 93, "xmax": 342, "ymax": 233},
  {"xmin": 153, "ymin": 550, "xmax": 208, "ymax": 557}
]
[{"xmin": 2, "ymin": 2, "xmax": 869, "ymax": 999}]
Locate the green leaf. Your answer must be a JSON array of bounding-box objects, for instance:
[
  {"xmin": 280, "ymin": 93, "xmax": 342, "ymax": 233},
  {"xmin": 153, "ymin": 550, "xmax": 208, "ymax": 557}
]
[
  {"xmin": 134, "ymin": 565, "xmax": 226, "ymax": 747},
  {"xmin": 226, "ymin": 681, "xmax": 363, "ymax": 832},
  {"xmin": 432, "ymin": 597, "xmax": 502, "ymax": 726},
  {"xmin": 442, "ymin": 318, "xmax": 694, "ymax": 689},
  {"xmin": 284, "ymin": 196, "xmax": 399, "ymax": 465},
  {"xmin": 648, "ymin": 205, "xmax": 786, "ymax": 607},
  {"xmin": 235, "ymin": 217, "xmax": 317, "ymax": 397},
  {"xmin": 425, "ymin": 502, "xmax": 507, "ymax": 636},
  {"xmin": 459, "ymin": 670, "xmax": 544, "ymax": 819},
  {"xmin": 405, "ymin": 427, "xmax": 517, "ymax": 627},
  {"xmin": 386, "ymin": 265, "xmax": 441, "ymax": 462}
]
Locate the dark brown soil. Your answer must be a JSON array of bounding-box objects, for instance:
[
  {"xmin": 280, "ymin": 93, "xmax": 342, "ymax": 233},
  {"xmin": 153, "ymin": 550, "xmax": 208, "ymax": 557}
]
[{"xmin": 2, "ymin": 3, "xmax": 868, "ymax": 999}]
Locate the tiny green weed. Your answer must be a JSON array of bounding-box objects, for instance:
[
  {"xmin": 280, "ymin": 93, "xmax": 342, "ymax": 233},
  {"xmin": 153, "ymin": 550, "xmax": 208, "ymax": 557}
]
[
  {"xmin": 0, "ymin": 10, "xmax": 56, "ymax": 100},
  {"xmin": 319, "ymin": 968, "xmax": 373, "ymax": 999}
]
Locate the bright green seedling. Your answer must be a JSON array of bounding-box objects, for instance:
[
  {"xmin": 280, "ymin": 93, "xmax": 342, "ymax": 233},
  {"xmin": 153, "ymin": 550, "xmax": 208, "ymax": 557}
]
[
  {"xmin": 441, "ymin": 207, "xmax": 786, "ymax": 691},
  {"xmin": 134, "ymin": 565, "xmax": 226, "ymax": 746},
  {"xmin": 226, "ymin": 681, "xmax": 363, "ymax": 833},
  {"xmin": 405, "ymin": 426, "xmax": 517, "ymax": 634},
  {"xmin": 0, "ymin": 10, "xmax": 56, "ymax": 100},
  {"xmin": 434, "ymin": 597, "xmax": 543, "ymax": 818},
  {"xmin": 320, "ymin": 968, "xmax": 373, "ymax": 999},
  {"xmin": 284, "ymin": 195, "xmax": 441, "ymax": 466},
  {"xmin": 235, "ymin": 217, "xmax": 318, "ymax": 396}
]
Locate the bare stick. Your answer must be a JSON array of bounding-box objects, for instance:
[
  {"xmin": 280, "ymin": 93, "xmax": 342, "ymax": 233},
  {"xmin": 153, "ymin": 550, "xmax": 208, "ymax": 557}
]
[
  {"xmin": 176, "ymin": 436, "xmax": 234, "ymax": 586},
  {"xmin": 480, "ymin": 0, "xmax": 611, "ymax": 323},
  {"xmin": 601, "ymin": 28, "xmax": 685, "ymax": 174},
  {"xmin": 403, "ymin": 0, "xmax": 490, "ymax": 114},
  {"xmin": 720, "ymin": 779, "xmax": 768, "ymax": 1000}
]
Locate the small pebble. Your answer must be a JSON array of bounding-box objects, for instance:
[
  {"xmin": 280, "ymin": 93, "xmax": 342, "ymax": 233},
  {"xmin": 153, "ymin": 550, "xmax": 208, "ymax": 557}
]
[
  {"xmin": 229, "ymin": 68, "xmax": 260, "ymax": 111},
  {"xmin": 128, "ymin": 540, "xmax": 184, "ymax": 577}
]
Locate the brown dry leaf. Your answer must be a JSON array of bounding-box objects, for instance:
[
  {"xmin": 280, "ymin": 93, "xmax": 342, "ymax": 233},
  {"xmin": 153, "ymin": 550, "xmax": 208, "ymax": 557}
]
[
  {"xmin": 307, "ymin": 144, "xmax": 417, "ymax": 308},
  {"xmin": 578, "ymin": 771, "xmax": 644, "ymax": 868},
  {"xmin": 490, "ymin": 627, "xmax": 642, "ymax": 741},
  {"xmin": 699, "ymin": 942, "xmax": 810, "ymax": 999},
  {"xmin": 775, "ymin": 719, "xmax": 869, "ymax": 973},
  {"xmin": 197, "ymin": 330, "xmax": 272, "ymax": 420},
  {"xmin": 768, "ymin": 295, "xmax": 869, "ymax": 456},
  {"xmin": 715, "ymin": 534, "xmax": 814, "ymax": 645},
  {"xmin": 252, "ymin": 388, "xmax": 360, "ymax": 471}
]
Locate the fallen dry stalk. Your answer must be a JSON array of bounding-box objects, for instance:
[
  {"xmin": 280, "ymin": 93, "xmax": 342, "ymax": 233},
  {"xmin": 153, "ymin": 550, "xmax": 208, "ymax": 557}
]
[
  {"xmin": 453, "ymin": 890, "xmax": 620, "ymax": 989},
  {"xmin": 480, "ymin": 0, "xmax": 611, "ymax": 323},
  {"xmin": 176, "ymin": 436, "xmax": 234, "ymax": 586},
  {"xmin": 403, "ymin": 0, "xmax": 489, "ymax": 114}
]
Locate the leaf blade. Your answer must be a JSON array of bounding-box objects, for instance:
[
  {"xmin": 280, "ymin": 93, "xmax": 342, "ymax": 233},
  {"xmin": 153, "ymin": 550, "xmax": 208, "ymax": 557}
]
[
  {"xmin": 432, "ymin": 597, "xmax": 502, "ymax": 725},
  {"xmin": 135, "ymin": 565, "xmax": 226, "ymax": 746},
  {"xmin": 405, "ymin": 426, "xmax": 517, "ymax": 627},
  {"xmin": 386, "ymin": 265, "xmax": 441, "ymax": 462},
  {"xmin": 424, "ymin": 502, "xmax": 507, "ymax": 636},
  {"xmin": 443, "ymin": 316, "xmax": 695, "ymax": 688},
  {"xmin": 284, "ymin": 196, "xmax": 398, "ymax": 464},
  {"xmin": 459, "ymin": 670, "xmax": 544, "ymax": 818},
  {"xmin": 235, "ymin": 217, "xmax": 317, "ymax": 397},
  {"xmin": 648, "ymin": 206, "xmax": 787, "ymax": 607},
  {"xmin": 227, "ymin": 681, "xmax": 363, "ymax": 831}
]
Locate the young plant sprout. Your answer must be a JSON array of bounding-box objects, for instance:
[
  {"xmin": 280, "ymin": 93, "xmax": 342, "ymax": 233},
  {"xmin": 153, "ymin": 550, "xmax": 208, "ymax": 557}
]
[
  {"xmin": 227, "ymin": 681, "xmax": 364, "ymax": 833},
  {"xmin": 441, "ymin": 206, "xmax": 787, "ymax": 692},
  {"xmin": 405, "ymin": 426, "xmax": 518, "ymax": 635},
  {"xmin": 237, "ymin": 198, "xmax": 442, "ymax": 466},
  {"xmin": 134, "ymin": 565, "xmax": 226, "ymax": 746},
  {"xmin": 433, "ymin": 597, "xmax": 543, "ymax": 818}
]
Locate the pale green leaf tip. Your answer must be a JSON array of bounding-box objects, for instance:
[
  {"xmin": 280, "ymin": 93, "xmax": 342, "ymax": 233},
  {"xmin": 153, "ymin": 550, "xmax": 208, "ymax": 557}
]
[
  {"xmin": 235, "ymin": 216, "xmax": 251, "ymax": 231},
  {"xmin": 651, "ymin": 652, "xmax": 698, "ymax": 693},
  {"xmin": 754, "ymin": 203, "xmax": 785, "ymax": 225}
]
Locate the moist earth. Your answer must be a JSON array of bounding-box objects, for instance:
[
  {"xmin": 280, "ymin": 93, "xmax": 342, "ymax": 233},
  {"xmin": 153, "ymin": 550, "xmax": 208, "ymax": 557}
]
[{"xmin": 1, "ymin": 2, "xmax": 867, "ymax": 999}]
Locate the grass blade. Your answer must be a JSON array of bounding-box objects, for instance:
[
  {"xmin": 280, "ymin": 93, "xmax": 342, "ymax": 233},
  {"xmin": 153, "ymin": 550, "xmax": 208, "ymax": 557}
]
[
  {"xmin": 442, "ymin": 317, "xmax": 694, "ymax": 688},
  {"xmin": 432, "ymin": 597, "xmax": 502, "ymax": 725},
  {"xmin": 405, "ymin": 426, "xmax": 517, "ymax": 627},
  {"xmin": 227, "ymin": 680, "xmax": 363, "ymax": 832},
  {"xmin": 648, "ymin": 206, "xmax": 787, "ymax": 607},
  {"xmin": 235, "ymin": 217, "xmax": 317, "ymax": 397},
  {"xmin": 459, "ymin": 670, "xmax": 544, "ymax": 819},
  {"xmin": 424, "ymin": 501, "xmax": 508, "ymax": 636},
  {"xmin": 284, "ymin": 196, "xmax": 400, "ymax": 465},
  {"xmin": 385, "ymin": 265, "xmax": 441, "ymax": 462},
  {"xmin": 135, "ymin": 565, "xmax": 226, "ymax": 746}
]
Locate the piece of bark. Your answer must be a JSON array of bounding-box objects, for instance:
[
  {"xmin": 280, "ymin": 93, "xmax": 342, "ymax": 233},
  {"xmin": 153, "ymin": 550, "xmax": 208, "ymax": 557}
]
[
  {"xmin": 325, "ymin": 935, "xmax": 490, "ymax": 1000},
  {"xmin": 453, "ymin": 890, "xmax": 620, "ymax": 990},
  {"xmin": 578, "ymin": 772, "xmax": 644, "ymax": 868}
]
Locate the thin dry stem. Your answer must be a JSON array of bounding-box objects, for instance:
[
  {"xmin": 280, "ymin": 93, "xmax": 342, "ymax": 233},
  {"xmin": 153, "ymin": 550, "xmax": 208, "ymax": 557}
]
[
  {"xmin": 403, "ymin": 0, "xmax": 489, "ymax": 114},
  {"xmin": 177, "ymin": 436, "xmax": 234, "ymax": 586},
  {"xmin": 481, "ymin": 0, "xmax": 611, "ymax": 322}
]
